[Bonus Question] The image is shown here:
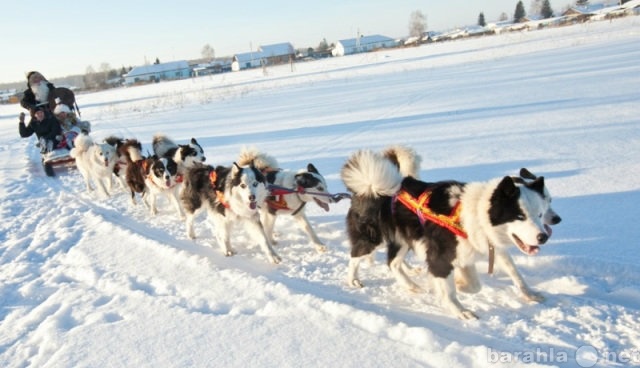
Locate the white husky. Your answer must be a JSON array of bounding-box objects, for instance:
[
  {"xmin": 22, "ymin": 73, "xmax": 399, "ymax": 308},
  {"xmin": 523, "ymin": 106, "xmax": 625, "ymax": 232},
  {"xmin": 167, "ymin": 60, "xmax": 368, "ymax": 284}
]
[{"xmin": 70, "ymin": 135, "xmax": 117, "ymax": 197}]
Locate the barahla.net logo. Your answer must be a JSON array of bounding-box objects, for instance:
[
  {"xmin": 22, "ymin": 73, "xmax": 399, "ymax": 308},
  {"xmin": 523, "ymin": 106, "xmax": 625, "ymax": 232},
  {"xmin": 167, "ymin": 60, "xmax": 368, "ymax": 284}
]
[{"xmin": 487, "ymin": 345, "xmax": 640, "ymax": 366}]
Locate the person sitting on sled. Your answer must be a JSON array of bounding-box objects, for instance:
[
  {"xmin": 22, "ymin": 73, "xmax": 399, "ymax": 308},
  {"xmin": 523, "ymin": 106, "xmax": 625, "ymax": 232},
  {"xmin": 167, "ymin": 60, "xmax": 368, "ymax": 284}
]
[
  {"xmin": 53, "ymin": 100, "xmax": 90, "ymax": 148},
  {"xmin": 18, "ymin": 106, "xmax": 64, "ymax": 154},
  {"xmin": 53, "ymin": 99, "xmax": 91, "ymax": 134},
  {"xmin": 20, "ymin": 71, "xmax": 56, "ymax": 116}
]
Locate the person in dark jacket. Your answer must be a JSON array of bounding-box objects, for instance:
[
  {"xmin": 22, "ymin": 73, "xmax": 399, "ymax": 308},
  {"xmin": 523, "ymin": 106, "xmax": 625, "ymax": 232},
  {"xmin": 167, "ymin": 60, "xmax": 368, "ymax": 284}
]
[
  {"xmin": 20, "ymin": 71, "xmax": 56, "ymax": 115},
  {"xmin": 18, "ymin": 106, "xmax": 63, "ymax": 153}
]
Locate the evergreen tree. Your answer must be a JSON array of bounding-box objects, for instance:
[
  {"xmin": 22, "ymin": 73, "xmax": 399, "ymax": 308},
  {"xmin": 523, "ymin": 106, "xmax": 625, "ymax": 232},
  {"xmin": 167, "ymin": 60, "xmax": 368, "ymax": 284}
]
[
  {"xmin": 514, "ymin": 1, "xmax": 526, "ymax": 22},
  {"xmin": 541, "ymin": 0, "xmax": 554, "ymax": 18},
  {"xmin": 478, "ymin": 12, "xmax": 486, "ymax": 27}
]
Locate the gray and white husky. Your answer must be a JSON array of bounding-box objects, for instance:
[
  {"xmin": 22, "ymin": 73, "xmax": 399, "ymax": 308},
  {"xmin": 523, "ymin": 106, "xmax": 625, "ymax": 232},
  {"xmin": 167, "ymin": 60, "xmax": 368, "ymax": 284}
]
[
  {"xmin": 181, "ymin": 162, "xmax": 281, "ymax": 264},
  {"xmin": 237, "ymin": 148, "xmax": 343, "ymax": 253}
]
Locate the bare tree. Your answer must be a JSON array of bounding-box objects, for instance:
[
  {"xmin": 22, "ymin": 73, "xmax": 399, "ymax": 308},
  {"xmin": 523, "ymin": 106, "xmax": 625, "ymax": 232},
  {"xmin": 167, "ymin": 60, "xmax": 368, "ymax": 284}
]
[
  {"xmin": 408, "ymin": 10, "xmax": 427, "ymax": 39},
  {"xmin": 201, "ymin": 44, "xmax": 215, "ymax": 60},
  {"xmin": 499, "ymin": 12, "xmax": 509, "ymax": 21}
]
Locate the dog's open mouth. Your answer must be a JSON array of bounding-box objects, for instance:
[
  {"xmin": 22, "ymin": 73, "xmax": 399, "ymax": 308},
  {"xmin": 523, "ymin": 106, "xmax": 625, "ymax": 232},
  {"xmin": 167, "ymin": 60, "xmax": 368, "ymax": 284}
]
[
  {"xmin": 249, "ymin": 201, "xmax": 257, "ymax": 210},
  {"xmin": 165, "ymin": 179, "xmax": 171, "ymax": 187},
  {"xmin": 512, "ymin": 234, "xmax": 540, "ymax": 255},
  {"xmin": 314, "ymin": 198, "xmax": 329, "ymax": 212}
]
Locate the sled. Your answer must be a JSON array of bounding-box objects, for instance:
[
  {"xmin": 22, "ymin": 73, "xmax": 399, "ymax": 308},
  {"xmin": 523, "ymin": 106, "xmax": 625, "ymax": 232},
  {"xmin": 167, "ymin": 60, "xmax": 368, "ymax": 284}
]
[{"xmin": 42, "ymin": 148, "xmax": 75, "ymax": 177}]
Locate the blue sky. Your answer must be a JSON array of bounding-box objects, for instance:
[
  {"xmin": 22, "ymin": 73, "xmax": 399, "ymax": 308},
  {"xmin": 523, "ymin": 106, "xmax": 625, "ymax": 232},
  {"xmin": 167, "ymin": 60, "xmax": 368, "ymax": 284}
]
[{"xmin": 2, "ymin": 0, "xmax": 572, "ymax": 84}]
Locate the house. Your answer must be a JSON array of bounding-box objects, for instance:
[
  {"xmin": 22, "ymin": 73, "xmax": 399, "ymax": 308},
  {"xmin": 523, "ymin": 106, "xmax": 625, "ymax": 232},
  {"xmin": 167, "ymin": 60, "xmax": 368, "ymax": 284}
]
[
  {"xmin": 259, "ymin": 43, "xmax": 295, "ymax": 66},
  {"xmin": 231, "ymin": 51, "xmax": 263, "ymax": 72},
  {"xmin": 562, "ymin": 1, "xmax": 622, "ymax": 22},
  {"xmin": 192, "ymin": 59, "xmax": 232, "ymax": 76},
  {"xmin": 123, "ymin": 61, "xmax": 191, "ymax": 85},
  {"xmin": 332, "ymin": 35, "xmax": 397, "ymax": 57},
  {"xmin": 231, "ymin": 42, "xmax": 295, "ymax": 72}
]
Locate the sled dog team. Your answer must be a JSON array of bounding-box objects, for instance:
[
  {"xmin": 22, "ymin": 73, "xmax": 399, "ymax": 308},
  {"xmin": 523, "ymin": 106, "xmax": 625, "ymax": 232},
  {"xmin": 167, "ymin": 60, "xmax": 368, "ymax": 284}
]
[{"xmin": 71, "ymin": 134, "xmax": 562, "ymax": 319}]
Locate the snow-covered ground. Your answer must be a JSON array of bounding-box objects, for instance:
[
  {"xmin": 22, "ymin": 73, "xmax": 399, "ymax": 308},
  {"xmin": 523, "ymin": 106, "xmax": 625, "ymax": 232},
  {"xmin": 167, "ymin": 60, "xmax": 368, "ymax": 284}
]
[{"xmin": 1, "ymin": 17, "xmax": 639, "ymax": 367}]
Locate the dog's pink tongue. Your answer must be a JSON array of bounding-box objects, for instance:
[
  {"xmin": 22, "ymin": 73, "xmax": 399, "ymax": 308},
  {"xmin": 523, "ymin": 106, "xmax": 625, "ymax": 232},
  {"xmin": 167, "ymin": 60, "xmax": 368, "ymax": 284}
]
[
  {"xmin": 250, "ymin": 201, "xmax": 257, "ymax": 210},
  {"xmin": 104, "ymin": 159, "xmax": 109, "ymax": 167},
  {"xmin": 165, "ymin": 179, "xmax": 171, "ymax": 187}
]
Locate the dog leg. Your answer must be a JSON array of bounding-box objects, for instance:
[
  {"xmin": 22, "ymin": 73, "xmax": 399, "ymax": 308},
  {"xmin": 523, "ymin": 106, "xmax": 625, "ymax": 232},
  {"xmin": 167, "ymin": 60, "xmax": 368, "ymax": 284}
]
[
  {"xmin": 244, "ymin": 217, "xmax": 281, "ymax": 264},
  {"xmin": 169, "ymin": 186, "xmax": 185, "ymax": 220},
  {"xmin": 212, "ymin": 214, "xmax": 236, "ymax": 257},
  {"xmin": 185, "ymin": 212, "xmax": 196, "ymax": 239},
  {"xmin": 388, "ymin": 243, "xmax": 422, "ymax": 293},
  {"xmin": 148, "ymin": 193, "xmax": 158, "ymax": 215},
  {"xmin": 433, "ymin": 275, "xmax": 478, "ymax": 320},
  {"xmin": 347, "ymin": 256, "xmax": 367, "ymax": 288},
  {"xmin": 495, "ymin": 250, "xmax": 544, "ymax": 302},
  {"xmin": 94, "ymin": 177, "xmax": 110, "ymax": 197},
  {"xmin": 455, "ymin": 265, "xmax": 481, "ymax": 294},
  {"xmin": 294, "ymin": 213, "xmax": 326, "ymax": 253},
  {"xmin": 260, "ymin": 211, "xmax": 277, "ymax": 245}
]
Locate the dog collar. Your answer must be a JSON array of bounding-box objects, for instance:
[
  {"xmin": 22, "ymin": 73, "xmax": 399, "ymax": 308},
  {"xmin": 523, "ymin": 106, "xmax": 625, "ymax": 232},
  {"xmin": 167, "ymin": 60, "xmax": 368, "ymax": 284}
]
[{"xmin": 395, "ymin": 189, "xmax": 467, "ymax": 239}]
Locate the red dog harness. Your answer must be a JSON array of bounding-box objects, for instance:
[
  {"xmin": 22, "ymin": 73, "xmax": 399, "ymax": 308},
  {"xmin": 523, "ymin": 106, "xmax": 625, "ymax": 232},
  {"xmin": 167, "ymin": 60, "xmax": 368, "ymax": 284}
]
[
  {"xmin": 395, "ymin": 189, "xmax": 498, "ymax": 274},
  {"xmin": 395, "ymin": 189, "xmax": 467, "ymax": 239}
]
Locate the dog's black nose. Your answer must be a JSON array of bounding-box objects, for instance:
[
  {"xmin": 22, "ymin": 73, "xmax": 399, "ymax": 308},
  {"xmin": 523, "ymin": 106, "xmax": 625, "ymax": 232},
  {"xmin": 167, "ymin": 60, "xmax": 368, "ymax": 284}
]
[
  {"xmin": 551, "ymin": 215, "xmax": 562, "ymax": 225},
  {"xmin": 537, "ymin": 233, "xmax": 549, "ymax": 244},
  {"xmin": 249, "ymin": 194, "xmax": 255, "ymax": 201}
]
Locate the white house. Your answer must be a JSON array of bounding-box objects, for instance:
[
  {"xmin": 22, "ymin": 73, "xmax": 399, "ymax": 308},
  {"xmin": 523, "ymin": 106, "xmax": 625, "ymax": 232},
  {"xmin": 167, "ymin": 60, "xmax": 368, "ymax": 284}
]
[
  {"xmin": 231, "ymin": 51, "xmax": 263, "ymax": 72},
  {"xmin": 259, "ymin": 42, "xmax": 295, "ymax": 65},
  {"xmin": 332, "ymin": 35, "xmax": 397, "ymax": 57},
  {"xmin": 123, "ymin": 61, "xmax": 191, "ymax": 85},
  {"xmin": 232, "ymin": 42, "xmax": 295, "ymax": 71}
]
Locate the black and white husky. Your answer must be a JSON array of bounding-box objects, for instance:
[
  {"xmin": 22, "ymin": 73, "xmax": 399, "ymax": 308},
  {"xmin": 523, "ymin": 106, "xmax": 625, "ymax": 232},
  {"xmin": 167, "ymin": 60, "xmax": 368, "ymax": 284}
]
[
  {"xmin": 144, "ymin": 156, "xmax": 184, "ymax": 218},
  {"xmin": 341, "ymin": 146, "xmax": 561, "ymax": 319},
  {"xmin": 237, "ymin": 148, "xmax": 340, "ymax": 253},
  {"xmin": 181, "ymin": 162, "xmax": 281, "ymax": 264},
  {"xmin": 152, "ymin": 133, "xmax": 206, "ymax": 173}
]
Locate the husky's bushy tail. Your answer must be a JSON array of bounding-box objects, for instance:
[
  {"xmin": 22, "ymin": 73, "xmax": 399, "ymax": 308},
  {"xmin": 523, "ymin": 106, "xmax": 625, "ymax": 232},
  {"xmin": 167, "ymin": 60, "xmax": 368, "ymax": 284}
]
[
  {"xmin": 382, "ymin": 145, "xmax": 422, "ymax": 179},
  {"xmin": 341, "ymin": 145, "xmax": 421, "ymax": 197},
  {"xmin": 237, "ymin": 147, "xmax": 279, "ymax": 171},
  {"xmin": 341, "ymin": 149, "xmax": 401, "ymax": 197},
  {"xmin": 70, "ymin": 134, "xmax": 93, "ymax": 158},
  {"xmin": 152, "ymin": 133, "xmax": 176, "ymax": 157}
]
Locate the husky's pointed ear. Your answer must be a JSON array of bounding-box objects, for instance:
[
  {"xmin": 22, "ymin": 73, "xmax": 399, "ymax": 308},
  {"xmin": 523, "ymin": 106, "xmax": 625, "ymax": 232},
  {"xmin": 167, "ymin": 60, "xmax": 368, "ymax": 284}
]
[
  {"xmin": 529, "ymin": 176, "xmax": 545, "ymax": 195},
  {"xmin": 498, "ymin": 176, "xmax": 520, "ymax": 198},
  {"xmin": 232, "ymin": 162, "xmax": 242, "ymax": 172},
  {"xmin": 307, "ymin": 163, "xmax": 319, "ymax": 174},
  {"xmin": 520, "ymin": 168, "xmax": 537, "ymax": 180}
]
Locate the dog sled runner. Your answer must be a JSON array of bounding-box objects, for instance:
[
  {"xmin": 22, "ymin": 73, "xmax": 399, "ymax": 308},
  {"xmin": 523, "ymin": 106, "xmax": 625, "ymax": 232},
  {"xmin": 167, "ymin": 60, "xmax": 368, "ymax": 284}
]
[{"xmin": 41, "ymin": 148, "xmax": 75, "ymax": 177}]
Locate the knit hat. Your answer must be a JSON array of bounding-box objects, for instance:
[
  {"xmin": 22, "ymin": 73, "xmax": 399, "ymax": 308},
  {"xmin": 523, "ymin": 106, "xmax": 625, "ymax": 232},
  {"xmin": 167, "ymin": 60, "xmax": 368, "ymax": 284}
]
[{"xmin": 54, "ymin": 103, "xmax": 72, "ymax": 115}]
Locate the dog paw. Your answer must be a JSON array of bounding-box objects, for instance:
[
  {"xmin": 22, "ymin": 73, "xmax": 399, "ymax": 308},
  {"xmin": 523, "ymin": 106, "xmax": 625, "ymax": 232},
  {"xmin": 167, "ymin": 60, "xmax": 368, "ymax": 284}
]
[
  {"xmin": 270, "ymin": 254, "xmax": 282, "ymax": 264},
  {"xmin": 523, "ymin": 290, "xmax": 545, "ymax": 303},
  {"xmin": 407, "ymin": 283, "xmax": 425, "ymax": 294},
  {"xmin": 349, "ymin": 279, "xmax": 364, "ymax": 288},
  {"xmin": 314, "ymin": 244, "xmax": 327, "ymax": 253},
  {"xmin": 224, "ymin": 250, "xmax": 236, "ymax": 257},
  {"xmin": 459, "ymin": 309, "xmax": 479, "ymax": 320}
]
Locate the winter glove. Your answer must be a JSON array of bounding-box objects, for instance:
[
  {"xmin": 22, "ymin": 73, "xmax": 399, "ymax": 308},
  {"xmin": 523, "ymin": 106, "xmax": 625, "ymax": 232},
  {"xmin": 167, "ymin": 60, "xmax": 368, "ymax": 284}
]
[{"xmin": 19, "ymin": 112, "xmax": 25, "ymax": 123}]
